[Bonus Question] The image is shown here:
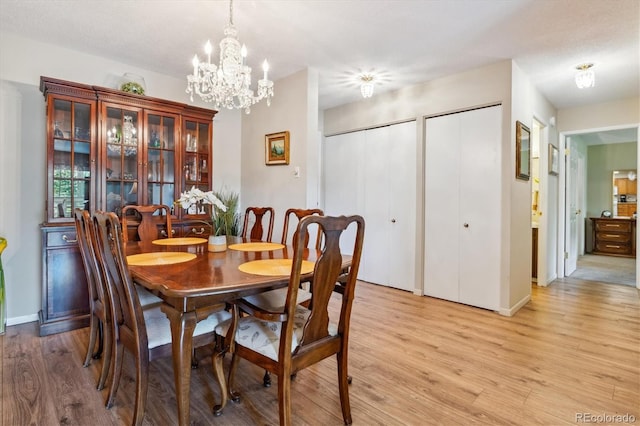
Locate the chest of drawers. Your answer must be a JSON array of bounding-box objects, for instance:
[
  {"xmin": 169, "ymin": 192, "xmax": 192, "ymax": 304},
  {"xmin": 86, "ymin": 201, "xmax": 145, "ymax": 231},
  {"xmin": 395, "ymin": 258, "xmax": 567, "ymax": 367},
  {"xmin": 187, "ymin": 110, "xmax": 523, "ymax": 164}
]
[{"xmin": 590, "ymin": 217, "xmax": 636, "ymax": 258}]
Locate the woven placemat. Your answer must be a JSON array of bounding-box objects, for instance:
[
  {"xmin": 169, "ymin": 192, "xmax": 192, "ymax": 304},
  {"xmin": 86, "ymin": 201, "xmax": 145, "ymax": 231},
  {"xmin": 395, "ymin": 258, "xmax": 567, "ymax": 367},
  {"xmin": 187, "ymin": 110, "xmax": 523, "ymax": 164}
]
[
  {"xmin": 127, "ymin": 252, "xmax": 197, "ymax": 266},
  {"xmin": 151, "ymin": 237, "xmax": 207, "ymax": 246},
  {"xmin": 228, "ymin": 242, "xmax": 285, "ymax": 252},
  {"xmin": 238, "ymin": 259, "xmax": 314, "ymax": 276}
]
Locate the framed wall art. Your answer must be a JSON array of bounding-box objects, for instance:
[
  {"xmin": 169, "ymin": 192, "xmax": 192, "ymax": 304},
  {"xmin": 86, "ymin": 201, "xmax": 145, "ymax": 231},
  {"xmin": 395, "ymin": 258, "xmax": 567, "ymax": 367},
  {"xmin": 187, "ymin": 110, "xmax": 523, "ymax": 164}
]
[
  {"xmin": 515, "ymin": 121, "xmax": 530, "ymax": 181},
  {"xmin": 549, "ymin": 144, "xmax": 559, "ymax": 175},
  {"xmin": 265, "ymin": 131, "xmax": 290, "ymax": 165}
]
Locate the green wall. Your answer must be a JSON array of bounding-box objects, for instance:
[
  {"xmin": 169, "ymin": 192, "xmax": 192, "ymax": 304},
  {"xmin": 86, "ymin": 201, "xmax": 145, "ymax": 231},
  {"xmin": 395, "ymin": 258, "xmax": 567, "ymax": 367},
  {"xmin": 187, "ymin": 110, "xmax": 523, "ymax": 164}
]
[{"xmin": 587, "ymin": 142, "xmax": 637, "ymax": 217}]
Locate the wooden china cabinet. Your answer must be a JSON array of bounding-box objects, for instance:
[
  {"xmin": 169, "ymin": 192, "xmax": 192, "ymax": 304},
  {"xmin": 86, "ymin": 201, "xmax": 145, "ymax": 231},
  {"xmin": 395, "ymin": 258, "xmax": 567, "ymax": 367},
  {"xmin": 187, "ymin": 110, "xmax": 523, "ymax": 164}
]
[{"xmin": 39, "ymin": 76, "xmax": 217, "ymax": 336}]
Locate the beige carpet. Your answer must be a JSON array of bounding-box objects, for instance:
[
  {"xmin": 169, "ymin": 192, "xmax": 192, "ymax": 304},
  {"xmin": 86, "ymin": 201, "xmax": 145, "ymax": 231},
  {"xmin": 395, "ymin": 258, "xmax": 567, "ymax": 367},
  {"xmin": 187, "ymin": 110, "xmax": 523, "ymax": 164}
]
[{"xmin": 569, "ymin": 254, "xmax": 636, "ymax": 287}]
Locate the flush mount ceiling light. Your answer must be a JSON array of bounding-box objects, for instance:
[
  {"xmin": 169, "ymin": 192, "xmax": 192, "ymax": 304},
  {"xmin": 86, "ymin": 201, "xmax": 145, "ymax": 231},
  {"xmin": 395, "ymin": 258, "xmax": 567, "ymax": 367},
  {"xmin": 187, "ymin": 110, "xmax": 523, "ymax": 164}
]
[
  {"xmin": 575, "ymin": 63, "xmax": 595, "ymax": 89},
  {"xmin": 360, "ymin": 74, "xmax": 375, "ymax": 98},
  {"xmin": 186, "ymin": 0, "xmax": 274, "ymax": 114}
]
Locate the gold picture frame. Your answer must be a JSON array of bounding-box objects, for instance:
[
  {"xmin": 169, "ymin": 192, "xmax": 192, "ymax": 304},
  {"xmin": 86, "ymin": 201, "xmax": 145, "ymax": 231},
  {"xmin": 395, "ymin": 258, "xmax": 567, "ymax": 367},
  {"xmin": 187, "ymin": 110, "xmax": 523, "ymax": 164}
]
[
  {"xmin": 265, "ymin": 131, "xmax": 290, "ymax": 165},
  {"xmin": 516, "ymin": 121, "xmax": 530, "ymax": 181}
]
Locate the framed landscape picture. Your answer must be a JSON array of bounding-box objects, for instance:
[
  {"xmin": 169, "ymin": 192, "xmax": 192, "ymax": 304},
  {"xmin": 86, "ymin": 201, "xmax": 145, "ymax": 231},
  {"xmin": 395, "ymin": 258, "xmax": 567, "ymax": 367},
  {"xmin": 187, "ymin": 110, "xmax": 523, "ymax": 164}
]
[{"xmin": 265, "ymin": 131, "xmax": 290, "ymax": 165}]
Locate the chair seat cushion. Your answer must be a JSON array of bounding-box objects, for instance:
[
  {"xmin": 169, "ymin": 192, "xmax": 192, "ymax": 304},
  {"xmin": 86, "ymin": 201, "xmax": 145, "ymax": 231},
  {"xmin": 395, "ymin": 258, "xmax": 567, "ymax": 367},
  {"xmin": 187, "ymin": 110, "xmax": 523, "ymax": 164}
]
[
  {"xmin": 215, "ymin": 305, "xmax": 337, "ymax": 361},
  {"xmin": 145, "ymin": 306, "xmax": 231, "ymax": 349},
  {"xmin": 135, "ymin": 284, "xmax": 163, "ymax": 307},
  {"xmin": 241, "ymin": 287, "xmax": 312, "ymax": 312}
]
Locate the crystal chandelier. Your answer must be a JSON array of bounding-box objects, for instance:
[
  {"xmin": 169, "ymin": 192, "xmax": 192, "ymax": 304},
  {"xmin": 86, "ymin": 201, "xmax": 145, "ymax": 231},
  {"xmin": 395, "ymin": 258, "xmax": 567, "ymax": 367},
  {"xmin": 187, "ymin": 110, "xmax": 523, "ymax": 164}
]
[
  {"xmin": 186, "ymin": 0, "xmax": 274, "ymax": 114},
  {"xmin": 575, "ymin": 63, "xmax": 595, "ymax": 89},
  {"xmin": 360, "ymin": 74, "xmax": 375, "ymax": 98}
]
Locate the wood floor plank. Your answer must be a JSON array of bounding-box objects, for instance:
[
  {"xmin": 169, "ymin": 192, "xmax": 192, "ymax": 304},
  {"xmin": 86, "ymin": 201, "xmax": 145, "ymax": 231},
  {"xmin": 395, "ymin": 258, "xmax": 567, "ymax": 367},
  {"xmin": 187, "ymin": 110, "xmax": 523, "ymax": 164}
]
[
  {"xmin": 2, "ymin": 322, "xmax": 58, "ymax": 426},
  {"xmin": 2, "ymin": 277, "xmax": 638, "ymax": 425}
]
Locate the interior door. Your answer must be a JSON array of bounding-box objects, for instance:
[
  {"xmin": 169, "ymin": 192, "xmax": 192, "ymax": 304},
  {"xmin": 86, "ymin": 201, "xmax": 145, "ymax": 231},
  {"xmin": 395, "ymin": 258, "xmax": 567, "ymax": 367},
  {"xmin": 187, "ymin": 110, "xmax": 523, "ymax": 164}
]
[
  {"xmin": 424, "ymin": 113, "xmax": 461, "ymax": 302},
  {"xmin": 387, "ymin": 121, "xmax": 416, "ymax": 291},
  {"xmin": 323, "ymin": 131, "xmax": 363, "ymax": 260},
  {"xmin": 565, "ymin": 137, "xmax": 580, "ymax": 275},
  {"xmin": 361, "ymin": 125, "xmax": 391, "ymax": 285},
  {"xmin": 457, "ymin": 106, "xmax": 501, "ymax": 310},
  {"xmin": 425, "ymin": 105, "xmax": 501, "ymax": 310}
]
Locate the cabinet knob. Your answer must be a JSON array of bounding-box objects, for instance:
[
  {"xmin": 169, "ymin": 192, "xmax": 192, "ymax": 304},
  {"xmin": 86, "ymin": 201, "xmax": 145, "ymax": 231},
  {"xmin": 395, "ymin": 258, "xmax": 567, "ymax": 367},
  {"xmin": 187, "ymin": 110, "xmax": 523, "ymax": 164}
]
[{"xmin": 463, "ymin": 223, "xmax": 469, "ymax": 228}]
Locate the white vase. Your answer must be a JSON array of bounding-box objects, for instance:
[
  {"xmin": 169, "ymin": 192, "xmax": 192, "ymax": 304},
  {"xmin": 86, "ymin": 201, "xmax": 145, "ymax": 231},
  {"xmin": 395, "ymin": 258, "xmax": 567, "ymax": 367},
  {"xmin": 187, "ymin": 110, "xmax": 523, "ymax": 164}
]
[{"xmin": 208, "ymin": 235, "xmax": 227, "ymax": 252}]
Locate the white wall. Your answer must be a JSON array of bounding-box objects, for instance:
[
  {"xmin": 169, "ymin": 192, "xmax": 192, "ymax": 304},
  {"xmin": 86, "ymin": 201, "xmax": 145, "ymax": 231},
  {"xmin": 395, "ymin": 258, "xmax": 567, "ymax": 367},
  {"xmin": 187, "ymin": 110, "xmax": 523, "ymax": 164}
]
[
  {"xmin": 557, "ymin": 97, "xmax": 640, "ymax": 133},
  {"xmin": 240, "ymin": 68, "xmax": 319, "ymax": 242},
  {"xmin": 0, "ymin": 32, "xmax": 241, "ymax": 323}
]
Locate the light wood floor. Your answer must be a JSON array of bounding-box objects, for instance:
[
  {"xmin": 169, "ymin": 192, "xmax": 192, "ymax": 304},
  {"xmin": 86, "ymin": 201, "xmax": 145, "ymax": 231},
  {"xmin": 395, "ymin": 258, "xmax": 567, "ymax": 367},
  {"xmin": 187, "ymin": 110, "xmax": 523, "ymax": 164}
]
[{"xmin": 2, "ymin": 278, "xmax": 639, "ymax": 425}]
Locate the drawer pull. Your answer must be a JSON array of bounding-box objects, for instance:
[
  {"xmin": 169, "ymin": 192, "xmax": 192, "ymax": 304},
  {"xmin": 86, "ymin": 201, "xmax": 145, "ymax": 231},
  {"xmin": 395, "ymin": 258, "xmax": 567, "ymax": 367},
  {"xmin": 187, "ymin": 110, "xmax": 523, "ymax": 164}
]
[
  {"xmin": 605, "ymin": 245, "xmax": 621, "ymax": 249},
  {"xmin": 603, "ymin": 224, "xmax": 621, "ymax": 228},
  {"xmin": 191, "ymin": 227, "xmax": 206, "ymax": 235},
  {"xmin": 62, "ymin": 234, "xmax": 77, "ymax": 243},
  {"xmin": 160, "ymin": 229, "xmax": 176, "ymax": 237},
  {"xmin": 604, "ymin": 234, "xmax": 621, "ymax": 238}
]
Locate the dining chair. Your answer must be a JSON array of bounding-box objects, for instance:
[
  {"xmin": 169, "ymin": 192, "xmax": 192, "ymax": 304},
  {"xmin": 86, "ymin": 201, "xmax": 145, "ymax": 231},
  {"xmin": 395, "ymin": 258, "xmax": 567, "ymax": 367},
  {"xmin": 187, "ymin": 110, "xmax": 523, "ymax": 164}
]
[
  {"xmin": 281, "ymin": 208, "xmax": 324, "ymax": 250},
  {"xmin": 121, "ymin": 204, "xmax": 173, "ymax": 243},
  {"xmin": 92, "ymin": 211, "xmax": 231, "ymax": 426},
  {"xmin": 215, "ymin": 214, "xmax": 365, "ymax": 426},
  {"xmin": 239, "ymin": 208, "xmax": 323, "ymax": 386},
  {"xmin": 241, "ymin": 206, "xmax": 275, "ymax": 241},
  {"xmin": 75, "ymin": 208, "xmax": 168, "ymax": 392},
  {"xmin": 74, "ymin": 209, "xmax": 112, "ymax": 390}
]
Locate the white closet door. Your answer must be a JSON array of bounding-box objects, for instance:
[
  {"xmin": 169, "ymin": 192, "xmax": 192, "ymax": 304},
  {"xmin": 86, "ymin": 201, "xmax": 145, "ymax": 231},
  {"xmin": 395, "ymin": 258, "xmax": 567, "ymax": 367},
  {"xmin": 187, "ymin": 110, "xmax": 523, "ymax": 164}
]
[
  {"xmin": 361, "ymin": 125, "xmax": 391, "ymax": 284},
  {"xmin": 457, "ymin": 106, "xmax": 501, "ymax": 310},
  {"xmin": 387, "ymin": 121, "xmax": 417, "ymax": 291},
  {"xmin": 425, "ymin": 106, "xmax": 501, "ymax": 310},
  {"xmin": 323, "ymin": 131, "xmax": 363, "ymax": 257},
  {"xmin": 324, "ymin": 122, "xmax": 417, "ymax": 290},
  {"xmin": 424, "ymin": 114, "xmax": 461, "ymax": 302}
]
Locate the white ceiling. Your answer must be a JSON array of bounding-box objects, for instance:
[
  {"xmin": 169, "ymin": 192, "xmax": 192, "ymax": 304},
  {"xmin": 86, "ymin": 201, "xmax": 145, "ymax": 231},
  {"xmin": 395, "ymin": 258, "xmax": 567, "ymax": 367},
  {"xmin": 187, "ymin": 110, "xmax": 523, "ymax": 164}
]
[{"xmin": 1, "ymin": 0, "xmax": 638, "ymax": 112}]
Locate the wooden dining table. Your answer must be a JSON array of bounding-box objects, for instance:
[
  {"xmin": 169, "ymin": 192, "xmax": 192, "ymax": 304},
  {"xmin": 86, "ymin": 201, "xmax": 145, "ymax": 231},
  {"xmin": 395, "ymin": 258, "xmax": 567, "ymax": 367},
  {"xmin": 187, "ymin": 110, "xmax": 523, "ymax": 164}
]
[{"xmin": 125, "ymin": 237, "xmax": 350, "ymax": 426}]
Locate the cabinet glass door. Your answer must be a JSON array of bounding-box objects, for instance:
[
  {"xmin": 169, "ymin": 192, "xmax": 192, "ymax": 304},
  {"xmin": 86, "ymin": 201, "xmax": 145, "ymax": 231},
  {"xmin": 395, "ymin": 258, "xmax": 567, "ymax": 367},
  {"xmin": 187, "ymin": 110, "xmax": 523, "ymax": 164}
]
[
  {"xmin": 104, "ymin": 106, "xmax": 140, "ymax": 215},
  {"xmin": 183, "ymin": 120, "xmax": 210, "ymax": 189},
  {"xmin": 51, "ymin": 98, "xmax": 93, "ymax": 220},
  {"xmin": 181, "ymin": 119, "xmax": 211, "ymax": 216},
  {"xmin": 146, "ymin": 112, "xmax": 178, "ymax": 207}
]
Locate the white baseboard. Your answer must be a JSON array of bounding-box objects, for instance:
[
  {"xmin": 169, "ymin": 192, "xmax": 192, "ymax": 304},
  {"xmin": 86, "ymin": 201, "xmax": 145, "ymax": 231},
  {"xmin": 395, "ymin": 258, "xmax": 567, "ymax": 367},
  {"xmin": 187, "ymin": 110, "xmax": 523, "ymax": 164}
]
[
  {"xmin": 498, "ymin": 294, "xmax": 531, "ymax": 317},
  {"xmin": 7, "ymin": 313, "xmax": 39, "ymax": 326}
]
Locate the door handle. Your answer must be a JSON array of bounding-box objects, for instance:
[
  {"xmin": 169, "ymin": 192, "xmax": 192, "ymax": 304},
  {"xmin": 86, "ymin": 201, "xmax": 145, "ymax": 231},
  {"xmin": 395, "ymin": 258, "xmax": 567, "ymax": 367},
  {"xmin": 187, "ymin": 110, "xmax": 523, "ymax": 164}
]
[
  {"xmin": 391, "ymin": 219, "xmax": 396, "ymax": 223},
  {"xmin": 463, "ymin": 223, "xmax": 469, "ymax": 228}
]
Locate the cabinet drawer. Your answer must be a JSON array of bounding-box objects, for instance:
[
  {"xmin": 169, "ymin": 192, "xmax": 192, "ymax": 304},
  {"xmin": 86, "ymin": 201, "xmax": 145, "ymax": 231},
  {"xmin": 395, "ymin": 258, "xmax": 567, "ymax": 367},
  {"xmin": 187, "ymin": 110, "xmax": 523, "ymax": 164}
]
[
  {"xmin": 182, "ymin": 224, "xmax": 211, "ymax": 237},
  {"xmin": 595, "ymin": 241, "xmax": 632, "ymax": 255},
  {"xmin": 596, "ymin": 231, "xmax": 631, "ymax": 244},
  {"xmin": 46, "ymin": 230, "xmax": 79, "ymax": 248},
  {"xmin": 594, "ymin": 221, "xmax": 632, "ymax": 232}
]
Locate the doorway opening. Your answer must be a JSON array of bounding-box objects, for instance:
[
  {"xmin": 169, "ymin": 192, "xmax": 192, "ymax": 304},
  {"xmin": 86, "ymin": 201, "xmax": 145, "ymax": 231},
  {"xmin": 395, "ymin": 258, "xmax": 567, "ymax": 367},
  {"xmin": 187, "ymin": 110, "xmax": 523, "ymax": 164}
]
[{"xmin": 562, "ymin": 127, "xmax": 638, "ymax": 287}]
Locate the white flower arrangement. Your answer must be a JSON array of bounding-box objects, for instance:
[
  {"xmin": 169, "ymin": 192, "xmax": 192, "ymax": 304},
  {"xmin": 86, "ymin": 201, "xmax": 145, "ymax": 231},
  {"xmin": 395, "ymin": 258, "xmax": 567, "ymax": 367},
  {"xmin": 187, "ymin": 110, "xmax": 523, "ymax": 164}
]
[{"xmin": 175, "ymin": 186, "xmax": 227, "ymax": 235}]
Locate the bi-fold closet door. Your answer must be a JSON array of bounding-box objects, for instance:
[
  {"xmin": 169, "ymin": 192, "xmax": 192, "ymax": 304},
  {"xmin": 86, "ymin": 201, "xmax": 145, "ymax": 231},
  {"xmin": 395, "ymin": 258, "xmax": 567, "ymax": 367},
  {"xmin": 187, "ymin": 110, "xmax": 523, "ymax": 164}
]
[
  {"xmin": 424, "ymin": 105, "xmax": 502, "ymax": 311},
  {"xmin": 324, "ymin": 121, "xmax": 416, "ymax": 291}
]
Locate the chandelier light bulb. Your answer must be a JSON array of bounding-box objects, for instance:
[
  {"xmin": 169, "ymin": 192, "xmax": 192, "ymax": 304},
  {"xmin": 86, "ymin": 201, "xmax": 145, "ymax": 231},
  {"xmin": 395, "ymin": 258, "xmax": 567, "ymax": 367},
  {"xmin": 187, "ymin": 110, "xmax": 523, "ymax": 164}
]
[
  {"xmin": 185, "ymin": 0, "xmax": 274, "ymax": 113},
  {"xmin": 575, "ymin": 63, "xmax": 595, "ymax": 89}
]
